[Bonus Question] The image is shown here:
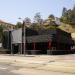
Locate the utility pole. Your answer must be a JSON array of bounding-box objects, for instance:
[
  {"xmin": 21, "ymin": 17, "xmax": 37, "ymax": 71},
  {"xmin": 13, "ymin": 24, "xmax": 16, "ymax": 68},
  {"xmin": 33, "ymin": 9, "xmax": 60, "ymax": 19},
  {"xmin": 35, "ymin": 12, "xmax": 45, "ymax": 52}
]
[
  {"xmin": 11, "ymin": 31, "xmax": 13, "ymax": 55},
  {"xmin": 19, "ymin": 18, "xmax": 26, "ymax": 55},
  {"xmin": 18, "ymin": 18, "xmax": 22, "ymax": 54},
  {"xmin": 22, "ymin": 20, "xmax": 26, "ymax": 55}
]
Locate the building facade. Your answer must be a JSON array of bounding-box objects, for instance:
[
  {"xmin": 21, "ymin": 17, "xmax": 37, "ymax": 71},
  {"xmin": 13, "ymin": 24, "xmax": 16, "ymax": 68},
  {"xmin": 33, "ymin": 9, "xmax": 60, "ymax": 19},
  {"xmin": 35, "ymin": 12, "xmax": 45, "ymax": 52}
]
[
  {"xmin": 0, "ymin": 20, "xmax": 15, "ymax": 30},
  {"xmin": 2, "ymin": 28, "xmax": 75, "ymax": 54}
]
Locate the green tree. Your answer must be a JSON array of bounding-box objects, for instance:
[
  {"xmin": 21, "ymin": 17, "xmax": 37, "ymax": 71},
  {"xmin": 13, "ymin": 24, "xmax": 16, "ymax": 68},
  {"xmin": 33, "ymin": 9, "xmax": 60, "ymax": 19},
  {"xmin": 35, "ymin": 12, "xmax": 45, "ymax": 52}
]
[
  {"xmin": 70, "ymin": 7, "xmax": 75, "ymax": 25},
  {"xmin": 62, "ymin": 7, "xmax": 67, "ymax": 16},
  {"xmin": 34, "ymin": 12, "xmax": 43, "ymax": 25},
  {"xmin": 30, "ymin": 23, "xmax": 41, "ymax": 30},
  {"xmin": 24, "ymin": 17, "xmax": 31, "ymax": 27},
  {"xmin": 0, "ymin": 25, "xmax": 3, "ymax": 42},
  {"xmin": 60, "ymin": 5, "xmax": 75, "ymax": 27},
  {"xmin": 48, "ymin": 14, "xmax": 55, "ymax": 21},
  {"xmin": 15, "ymin": 22, "xmax": 22, "ymax": 29},
  {"xmin": 24, "ymin": 17, "xmax": 31, "ymax": 23}
]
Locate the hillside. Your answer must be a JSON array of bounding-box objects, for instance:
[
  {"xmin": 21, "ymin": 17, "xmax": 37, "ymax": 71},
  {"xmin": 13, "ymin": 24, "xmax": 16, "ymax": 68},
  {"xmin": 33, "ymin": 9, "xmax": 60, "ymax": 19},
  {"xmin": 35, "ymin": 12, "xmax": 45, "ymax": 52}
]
[
  {"xmin": 58, "ymin": 23, "xmax": 75, "ymax": 40},
  {"xmin": 58, "ymin": 23, "xmax": 75, "ymax": 33}
]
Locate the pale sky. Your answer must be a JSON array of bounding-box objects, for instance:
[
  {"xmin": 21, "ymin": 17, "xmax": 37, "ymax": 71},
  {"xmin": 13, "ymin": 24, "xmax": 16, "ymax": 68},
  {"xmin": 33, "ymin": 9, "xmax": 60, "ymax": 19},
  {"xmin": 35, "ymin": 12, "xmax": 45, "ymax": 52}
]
[{"xmin": 0, "ymin": 0, "xmax": 75, "ymax": 24}]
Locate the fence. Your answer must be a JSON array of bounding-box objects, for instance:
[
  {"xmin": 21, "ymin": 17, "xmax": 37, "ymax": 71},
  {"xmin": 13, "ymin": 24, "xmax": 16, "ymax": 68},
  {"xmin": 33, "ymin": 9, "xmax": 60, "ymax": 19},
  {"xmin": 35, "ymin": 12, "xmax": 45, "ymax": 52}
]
[{"xmin": 20, "ymin": 49, "xmax": 75, "ymax": 55}]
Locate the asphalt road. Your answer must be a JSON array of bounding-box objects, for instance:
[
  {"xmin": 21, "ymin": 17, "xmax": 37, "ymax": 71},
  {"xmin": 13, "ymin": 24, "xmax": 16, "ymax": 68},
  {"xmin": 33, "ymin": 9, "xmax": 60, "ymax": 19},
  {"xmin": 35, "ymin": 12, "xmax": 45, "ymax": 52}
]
[{"xmin": 0, "ymin": 62, "xmax": 75, "ymax": 75}]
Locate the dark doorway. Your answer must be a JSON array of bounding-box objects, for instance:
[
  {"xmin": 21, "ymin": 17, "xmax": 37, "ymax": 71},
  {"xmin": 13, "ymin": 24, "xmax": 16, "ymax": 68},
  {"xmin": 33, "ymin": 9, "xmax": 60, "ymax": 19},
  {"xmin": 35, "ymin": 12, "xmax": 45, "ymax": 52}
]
[{"xmin": 13, "ymin": 44, "xmax": 19, "ymax": 54}]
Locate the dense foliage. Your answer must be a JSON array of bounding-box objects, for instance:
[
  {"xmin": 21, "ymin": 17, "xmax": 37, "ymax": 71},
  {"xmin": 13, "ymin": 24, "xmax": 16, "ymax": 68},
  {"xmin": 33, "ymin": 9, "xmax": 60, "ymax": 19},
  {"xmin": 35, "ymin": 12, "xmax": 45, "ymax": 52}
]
[
  {"xmin": 60, "ymin": 5, "xmax": 75, "ymax": 27},
  {"xmin": 16, "ymin": 13, "xmax": 57, "ymax": 30},
  {"xmin": 0, "ymin": 25, "xmax": 3, "ymax": 42},
  {"xmin": 15, "ymin": 22, "xmax": 22, "ymax": 29}
]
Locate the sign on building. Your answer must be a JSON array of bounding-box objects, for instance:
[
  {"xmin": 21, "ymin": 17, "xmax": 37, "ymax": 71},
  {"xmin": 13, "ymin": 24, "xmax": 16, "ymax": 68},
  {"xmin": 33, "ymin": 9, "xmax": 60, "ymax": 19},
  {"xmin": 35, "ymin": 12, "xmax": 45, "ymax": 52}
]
[{"xmin": 12, "ymin": 28, "xmax": 22, "ymax": 44}]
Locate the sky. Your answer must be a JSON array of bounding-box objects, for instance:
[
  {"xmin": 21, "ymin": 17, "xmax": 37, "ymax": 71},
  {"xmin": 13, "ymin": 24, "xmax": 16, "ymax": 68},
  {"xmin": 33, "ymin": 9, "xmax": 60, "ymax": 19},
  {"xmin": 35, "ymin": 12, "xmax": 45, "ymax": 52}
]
[{"xmin": 0, "ymin": 0, "xmax": 75, "ymax": 24}]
